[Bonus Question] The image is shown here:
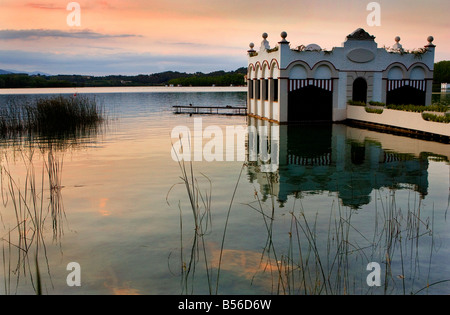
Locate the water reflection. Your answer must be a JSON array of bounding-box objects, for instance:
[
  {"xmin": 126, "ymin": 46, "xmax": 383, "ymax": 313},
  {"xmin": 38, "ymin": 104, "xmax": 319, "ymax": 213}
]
[
  {"xmin": 0, "ymin": 94, "xmax": 108, "ymax": 153},
  {"xmin": 0, "ymin": 94, "xmax": 106, "ymax": 294},
  {"xmin": 0, "ymin": 89, "xmax": 447, "ymax": 295},
  {"xmin": 234, "ymin": 118, "xmax": 449, "ymax": 294},
  {"xmin": 171, "ymin": 118, "xmax": 449, "ymax": 295},
  {"xmin": 0, "ymin": 148, "xmax": 66, "ymax": 294},
  {"xmin": 246, "ymin": 117, "xmax": 448, "ymax": 209}
]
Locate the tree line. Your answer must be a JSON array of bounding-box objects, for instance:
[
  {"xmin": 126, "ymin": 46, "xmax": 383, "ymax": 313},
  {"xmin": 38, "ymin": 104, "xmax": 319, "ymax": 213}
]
[
  {"xmin": 1, "ymin": 62, "xmax": 449, "ymax": 89},
  {"xmin": 167, "ymin": 70, "xmax": 246, "ymax": 86},
  {"xmin": 433, "ymin": 61, "xmax": 450, "ymax": 85},
  {"xmin": 0, "ymin": 68, "xmax": 247, "ymax": 88}
]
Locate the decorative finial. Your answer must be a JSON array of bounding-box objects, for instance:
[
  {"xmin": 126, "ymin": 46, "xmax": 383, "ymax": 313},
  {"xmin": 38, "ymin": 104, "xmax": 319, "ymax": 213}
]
[
  {"xmin": 426, "ymin": 35, "xmax": 435, "ymax": 47},
  {"xmin": 260, "ymin": 33, "xmax": 270, "ymax": 51},
  {"xmin": 279, "ymin": 31, "xmax": 289, "ymax": 44},
  {"xmin": 390, "ymin": 35, "xmax": 403, "ymax": 53},
  {"xmin": 247, "ymin": 42, "xmax": 255, "ymax": 54}
]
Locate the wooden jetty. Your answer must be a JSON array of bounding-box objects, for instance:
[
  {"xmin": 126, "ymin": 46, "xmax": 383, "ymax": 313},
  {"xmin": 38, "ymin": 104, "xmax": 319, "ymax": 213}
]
[{"xmin": 173, "ymin": 105, "xmax": 247, "ymax": 116}]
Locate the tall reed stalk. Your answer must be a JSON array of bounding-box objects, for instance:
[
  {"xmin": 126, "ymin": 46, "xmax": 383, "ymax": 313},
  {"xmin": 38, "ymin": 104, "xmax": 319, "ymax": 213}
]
[
  {"xmin": 0, "ymin": 149, "xmax": 66, "ymax": 294},
  {"xmin": 168, "ymin": 138, "xmax": 213, "ymax": 294},
  {"xmin": 168, "ymin": 135, "xmax": 246, "ymax": 295},
  {"xmin": 248, "ymin": 180, "xmax": 448, "ymax": 295},
  {"xmin": 171, "ymin": 158, "xmax": 449, "ymax": 295},
  {"xmin": 0, "ymin": 95, "xmax": 104, "ymax": 139}
]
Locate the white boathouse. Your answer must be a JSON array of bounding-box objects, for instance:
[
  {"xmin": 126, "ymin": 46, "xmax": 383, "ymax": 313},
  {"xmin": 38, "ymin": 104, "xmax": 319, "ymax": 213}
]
[{"xmin": 247, "ymin": 28, "xmax": 436, "ymax": 123}]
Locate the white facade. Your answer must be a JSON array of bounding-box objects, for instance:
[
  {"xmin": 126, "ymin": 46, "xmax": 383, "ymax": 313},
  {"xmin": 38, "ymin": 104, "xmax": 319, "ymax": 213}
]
[{"xmin": 247, "ymin": 28, "xmax": 436, "ymax": 123}]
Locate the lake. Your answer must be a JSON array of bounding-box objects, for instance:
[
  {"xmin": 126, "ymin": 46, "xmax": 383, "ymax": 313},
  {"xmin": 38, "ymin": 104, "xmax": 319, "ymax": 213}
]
[{"xmin": 0, "ymin": 87, "xmax": 449, "ymax": 295}]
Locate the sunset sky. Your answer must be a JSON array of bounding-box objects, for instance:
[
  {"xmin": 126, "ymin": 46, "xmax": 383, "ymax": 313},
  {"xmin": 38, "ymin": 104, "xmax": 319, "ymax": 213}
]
[{"xmin": 0, "ymin": 0, "xmax": 448, "ymax": 75}]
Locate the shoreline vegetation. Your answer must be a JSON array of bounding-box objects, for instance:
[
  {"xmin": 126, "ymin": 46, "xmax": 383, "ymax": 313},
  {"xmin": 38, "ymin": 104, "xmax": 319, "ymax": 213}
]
[
  {"xmin": 0, "ymin": 60, "xmax": 448, "ymax": 90},
  {"xmin": 347, "ymin": 100, "xmax": 450, "ymax": 123},
  {"xmin": 0, "ymin": 67, "xmax": 247, "ymax": 89},
  {"xmin": 0, "ymin": 95, "xmax": 105, "ymax": 139}
]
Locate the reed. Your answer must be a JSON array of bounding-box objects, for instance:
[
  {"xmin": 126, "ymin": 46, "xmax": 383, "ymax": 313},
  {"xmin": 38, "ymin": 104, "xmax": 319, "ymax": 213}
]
[
  {"xmin": 0, "ymin": 149, "xmax": 66, "ymax": 294},
  {"xmin": 168, "ymin": 134, "xmax": 249, "ymax": 294},
  {"xmin": 171, "ymin": 159, "xmax": 448, "ymax": 295},
  {"xmin": 167, "ymin": 138, "xmax": 214, "ymax": 294},
  {"xmin": 254, "ymin": 185, "xmax": 449, "ymax": 295},
  {"xmin": 0, "ymin": 95, "xmax": 104, "ymax": 139},
  {"xmin": 45, "ymin": 149, "xmax": 65, "ymax": 241}
]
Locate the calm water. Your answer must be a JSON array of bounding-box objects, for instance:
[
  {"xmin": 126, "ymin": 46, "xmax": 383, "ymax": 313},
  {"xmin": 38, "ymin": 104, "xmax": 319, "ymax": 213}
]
[{"xmin": 0, "ymin": 88, "xmax": 449, "ymax": 295}]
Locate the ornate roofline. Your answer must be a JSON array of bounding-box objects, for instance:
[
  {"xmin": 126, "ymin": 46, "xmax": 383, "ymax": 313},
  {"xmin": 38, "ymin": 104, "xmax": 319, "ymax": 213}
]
[{"xmin": 346, "ymin": 28, "xmax": 376, "ymax": 41}]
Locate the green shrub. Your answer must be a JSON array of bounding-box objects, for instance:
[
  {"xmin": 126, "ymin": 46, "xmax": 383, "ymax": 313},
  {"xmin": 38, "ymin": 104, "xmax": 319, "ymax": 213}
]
[
  {"xmin": 365, "ymin": 107, "xmax": 383, "ymax": 114},
  {"xmin": 386, "ymin": 104, "xmax": 448, "ymax": 113},
  {"xmin": 422, "ymin": 113, "xmax": 450, "ymax": 123},
  {"xmin": 368, "ymin": 101, "xmax": 385, "ymax": 106},
  {"xmin": 347, "ymin": 100, "xmax": 366, "ymax": 106}
]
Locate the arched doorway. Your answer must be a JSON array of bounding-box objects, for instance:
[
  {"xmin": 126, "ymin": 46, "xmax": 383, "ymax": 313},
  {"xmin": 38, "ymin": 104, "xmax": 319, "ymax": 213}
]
[
  {"xmin": 352, "ymin": 78, "xmax": 367, "ymax": 104},
  {"xmin": 386, "ymin": 86, "xmax": 425, "ymax": 105},
  {"xmin": 288, "ymin": 85, "xmax": 333, "ymax": 122}
]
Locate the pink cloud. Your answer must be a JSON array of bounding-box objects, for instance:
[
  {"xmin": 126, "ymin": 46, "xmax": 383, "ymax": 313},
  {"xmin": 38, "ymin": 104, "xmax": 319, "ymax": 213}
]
[{"xmin": 25, "ymin": 2, "xmax": 65, "ymax": 10}]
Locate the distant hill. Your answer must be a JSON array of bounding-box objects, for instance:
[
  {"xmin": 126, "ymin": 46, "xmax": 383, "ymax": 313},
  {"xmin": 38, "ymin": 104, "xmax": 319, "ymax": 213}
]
[
  {"xmin": 0, "ymin": 69, "xmax": 51, "ymax": 76},
  {"xmin": 0, "ymin": 67, "xmax": 248, "ymax": 88},
  {"xmin": 167, "ymin": 67, "xmax": 247, "ymax": 87},
  {"xmin": 28, "ymin": 71, "xmax": 52, "ymax": 76}
]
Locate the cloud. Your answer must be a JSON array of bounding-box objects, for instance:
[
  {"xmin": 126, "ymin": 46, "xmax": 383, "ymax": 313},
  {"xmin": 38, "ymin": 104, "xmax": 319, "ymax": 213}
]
[
  {"xmin": 0, "ymin": 49, "xmax": 246, "ymax": 75},
  {"xmin": 25, "ymin": 2, "xmax": 65, "ymax": 10},
  {"xmin": 156, "ymin": 41, "xmax": 243, "ymax": 51},
  {"xmin": 0, "ymin": 29, "xmax": 142, "ymax": 40},
  {"xmin": 163, "ymin": 42, "xmax": 211, "ymax": 48}
]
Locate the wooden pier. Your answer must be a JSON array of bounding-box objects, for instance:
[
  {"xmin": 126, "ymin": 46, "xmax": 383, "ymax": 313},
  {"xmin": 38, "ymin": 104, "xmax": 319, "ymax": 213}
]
[{"xmin": 173, "ymin": 105, "xmax": 247, "ymax": 116}]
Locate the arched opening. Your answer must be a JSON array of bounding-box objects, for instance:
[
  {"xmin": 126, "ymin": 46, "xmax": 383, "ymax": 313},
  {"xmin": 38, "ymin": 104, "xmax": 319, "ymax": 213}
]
[
  {"xmin": 288, "ymin": 85, "xmax": 332, "ymax": 122},
  {"xmin": 387, "ymin": 66, "xmax": 404, "ymax": 80},
  {"xmin": 386, "ymin": 86, "xmax": 426, "ymax": 105},
  {"xmin": 410, "ymin": 67, "xmax": 425, "ymax": 80},
  {"xmin": 270, "ymin": 61, "xmax": 279, "ymax": 103},
  {"xmin": 287, "ymin": 124, "xmax": 332, "ymax": 164},
  {"xmin": 350, "ymin": 142, "xmax": 365, "ymax": 165},
  {"xmin": 289, "ymin": 65, "xmax": 308, "ymax": 80},
  {"xmin": 314, "ymin": 65, "xmax": 332, "ymax": 80},
  {"xmin": 352, "ymin": 77, "xmax": 367, "ymax": 104}
]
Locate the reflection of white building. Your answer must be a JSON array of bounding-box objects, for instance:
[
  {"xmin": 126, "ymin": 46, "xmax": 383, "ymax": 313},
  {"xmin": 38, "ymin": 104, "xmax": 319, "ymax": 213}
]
[
  {"xmin": 247, "ymin": 28, "xmax": 436, "ymax": 123},
  {"xmin": 245, "ymin": 117, "xmax": 450, "ymax": 209},
  {"xmin": 442, "ymin": 83, "xmax": 450, "ymax": 91}
]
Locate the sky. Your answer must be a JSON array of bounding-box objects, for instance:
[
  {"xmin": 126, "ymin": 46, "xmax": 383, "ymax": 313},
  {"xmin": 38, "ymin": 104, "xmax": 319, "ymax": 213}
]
[{"xmin": 0, "ymin": 0, "xmax": 448, "ymax": 75}]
